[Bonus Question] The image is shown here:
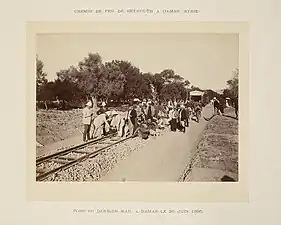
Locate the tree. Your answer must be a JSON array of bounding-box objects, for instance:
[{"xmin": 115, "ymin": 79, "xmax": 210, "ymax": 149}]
[
  {"xmin": 122, "ymin": 71, "xmax": 152, "ymax": 100},
  {"xmin": 112, "ymin": 60, "xmax": 139, "ymax": 78},
  {"xmin": 36, "ymin": 56, "xmax": 48, "ymax": 99},
  {"xmin": 37, "ymin": 51, "xmax": 200, "ymax": 109},
  {"xmin": 190, "ymin": 85, "xmax": 203, "ymax": 92},
  {"xmin": 38, "ymin": 81, "xmax": 55, "ymax": 110},
  {"xmin": 159, "ymin": 69, "xmax": 179, "ymax": 84},
  {"xmin": 159, "ymin": 82, "xmax": 187, "ymax": 101},
  {"xmin": 36, "ymin": 56, "xmax": 48, "ymax": 86},
  {"xmin": 55, "ymin": 54, "xmax": 128, "ymax": 106},
  {"xmin": 152, "ymin": 70, "xmax": 189, "ymax": 101},
  {"xmin": 61, "ymin": 53, "xmax": 104, "ymax": 108},
  {"xmin": 222, "ymin": 89, "xmax": 232, "ymax": 98},
  {"xmin": 203, "ymin": 89, "xmax": 222, "ymax": 104},
  {"xmin": 153, "ymin": 73, "xmax": 165, "ymax": 94},
  {"xmin": 97, "ymin": 61, "xmax": 126, "ymax": 101},
  {"xmin": 183, "ymin": 80, "xmax": 191, "ymax": 88},
  {"xmin": 54, "ymin": 79, "xmax": 82, "ymax": 108},
  {"xmin": 226, "ymin": 68, "xmax": 239, "ymax": 98},
  {"xmin": 137, "ymin": 72, "xmax": 154, "ymax": 100},
  {"xmin": 112, "ymin": 60, "xmax": 142, "ymax": 100}
]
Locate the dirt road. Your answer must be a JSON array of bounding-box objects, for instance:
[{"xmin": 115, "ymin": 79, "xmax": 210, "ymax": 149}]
[{"xmin": 101, "ymin": 104, "xmax": 214, "ymax": 181}]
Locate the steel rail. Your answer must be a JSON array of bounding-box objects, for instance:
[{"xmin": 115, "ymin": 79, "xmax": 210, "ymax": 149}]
[
  {"xmin": 36, "ymin": 132, "xmax": 117, "ymax": 165},
  {"xmin": 36, "ymin": 134, "xmax": 136, "ymax": 181}
]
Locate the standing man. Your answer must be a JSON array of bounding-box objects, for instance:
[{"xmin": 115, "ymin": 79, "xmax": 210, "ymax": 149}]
[
  {"xmin": 225, "ymin": 97, "xmax": 230, "ymax": 107},
  {"xmin": 146, "ymin": 101, "xmax": 152, "ymax": 120},
  {"xmin": 185, "ymin": 101, "xmax": 191, "ymax": 127},
  {"xmin": 146, "ymin": 100, "xmax": 156, "ymax": 121},
  {"xmin": 169, "ymin": 106, "xmax": 179, "ymax": 132},
  {"xmin": 213, "ymin": 97, "xmax": 221, "ymax": 115},
  {"xmin": 129, "ymin": 103, "xmax": 138, "ymax": 135},
  {"xmin": 82, "ymin": 101, "xmax": 93, "ymax": 142},
  {"xmin": 179, "ymin": 104, "xmax": 188, "ymax": 133}
]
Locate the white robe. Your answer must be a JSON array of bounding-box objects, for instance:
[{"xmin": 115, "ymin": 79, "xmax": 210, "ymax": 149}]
[{"xmin": 90, "ymin": 113, "xmax": 110, "ymax": 139}]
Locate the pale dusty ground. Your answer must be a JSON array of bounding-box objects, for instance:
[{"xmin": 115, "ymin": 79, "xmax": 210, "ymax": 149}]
[{"xmin": 100, "ymin": 105, "xmax": 214, "ymax": 181}]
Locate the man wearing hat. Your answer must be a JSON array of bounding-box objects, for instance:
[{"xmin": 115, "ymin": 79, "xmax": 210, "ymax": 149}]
[
  {"xmin": 97, "ymin": 101, "xmax": 107, "ymax": 115},
  {"xmin": 82, "ymin": 101, "xmax": 93, "ymax": 142}
]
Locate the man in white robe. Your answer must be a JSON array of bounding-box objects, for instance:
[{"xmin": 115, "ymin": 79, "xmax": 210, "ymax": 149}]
[{"xmin": 90, "ymin": 113, "xmax": 110, "ymax": 139}]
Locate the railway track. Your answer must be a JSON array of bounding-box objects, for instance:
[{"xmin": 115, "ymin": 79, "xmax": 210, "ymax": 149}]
[{"xmin": 36, "ymin": 132, "xmax": 136, "ymax": 181}]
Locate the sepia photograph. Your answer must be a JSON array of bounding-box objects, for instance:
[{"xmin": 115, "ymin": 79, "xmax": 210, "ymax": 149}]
[
  {"xmin": 35, "ymin": 32, "xmax": 239, "ymax": 183},
  {"xmin": 1, "ymin": 0, "xmax": 277, "ymax": 223}
]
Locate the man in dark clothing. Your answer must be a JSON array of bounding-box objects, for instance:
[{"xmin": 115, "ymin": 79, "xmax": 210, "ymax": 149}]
[
  {"xmin": 213, "ymin": 97, "xmax": 221, "ymax": 115},
  {"xmin": 128, "ymin": 104, "xmax": 138, "ymax": 135},
  {"xmin": 179, "ymin": 105, "xmax": 188, "ymax": 132},
  {"xmin": 146, "ymin": 104, "xmax": 152, "ymax": 120},
  {"xmin": 218, "ymin": 98, "xmax": 225, "ymax": 115}
]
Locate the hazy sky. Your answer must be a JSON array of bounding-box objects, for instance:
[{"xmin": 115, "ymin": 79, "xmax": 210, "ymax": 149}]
[{"xmin": 36, "ymin": 33, "xmax": 238, "ymax": 90}]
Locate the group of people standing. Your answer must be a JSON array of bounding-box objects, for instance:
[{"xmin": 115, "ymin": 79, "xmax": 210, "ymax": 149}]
[
  {"xmin": 82, "ymin": 98, "xmax": 205, "ymax": 142},
  {"xmin": 82, "ymin": 100, "xmax": 112, "ymax": 142},
  {"xmin": 81, "ymin": 94, "xmax": 239, "ymax": 142},
  {"xmin": 128, "ymin": 99, "xmax": 203, "ymax": 135},
  {"xmin": 166, "ymin": 100, "xmax": 203, "ymax": 133},
  {"xmin": 212, "ymin": 96, "xmax": 239, "ymax": 118}
]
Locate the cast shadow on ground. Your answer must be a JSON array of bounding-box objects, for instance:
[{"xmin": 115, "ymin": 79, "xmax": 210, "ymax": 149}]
[
  {"xmin": 203, "ymin": 114, "xmax": 238, "ymax": 121},
  {"xmin": 222, "ymin": 114, "xmax": 238, "ymax": 120}
]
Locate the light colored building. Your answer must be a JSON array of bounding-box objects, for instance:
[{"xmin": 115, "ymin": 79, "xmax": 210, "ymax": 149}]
[{"xmin": 189, "ymin": 90, "xmax": 205, "ymax": 102}]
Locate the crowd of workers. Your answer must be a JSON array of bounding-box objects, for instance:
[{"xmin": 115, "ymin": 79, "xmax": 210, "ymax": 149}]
[
  {"xmin": 82, "ymin": 95, "xmax": 239, "ymax": 142},
  {"xmin": 82, "ymin": 98, "xmax": 208, "ymax": 142}
]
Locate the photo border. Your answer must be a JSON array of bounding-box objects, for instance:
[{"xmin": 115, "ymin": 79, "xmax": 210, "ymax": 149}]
[{"xmin": 27, "ymin": 21, "xmax": 249, "ymax": 202}]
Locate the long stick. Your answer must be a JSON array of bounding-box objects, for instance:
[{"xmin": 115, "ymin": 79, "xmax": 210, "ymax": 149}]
[{"xmin": 76, "ymin": 128, "xmax": 83, "ymax": 135}]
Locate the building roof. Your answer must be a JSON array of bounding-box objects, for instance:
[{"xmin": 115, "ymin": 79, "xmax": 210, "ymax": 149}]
[{"xmin": 190, "ymin": 90, "xmax": 205, "ymax": 96}]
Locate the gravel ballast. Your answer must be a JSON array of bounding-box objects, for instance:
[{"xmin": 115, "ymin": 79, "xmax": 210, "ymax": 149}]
[{"xmin": 42, "ymin": 133, "xmax": 159, "ymax": 182}]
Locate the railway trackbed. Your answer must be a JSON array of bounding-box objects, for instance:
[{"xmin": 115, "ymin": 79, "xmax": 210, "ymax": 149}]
[{"xmin": 36, "ymin": 132, "xmax": 136, "ymax": 181}]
